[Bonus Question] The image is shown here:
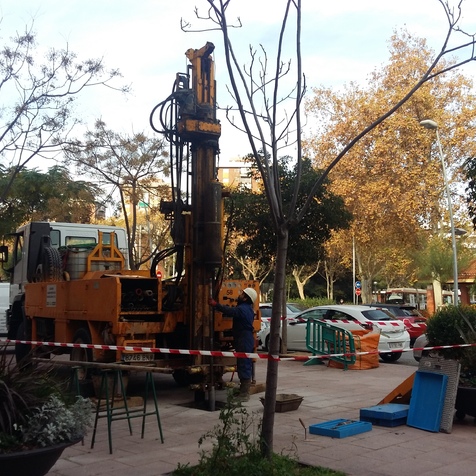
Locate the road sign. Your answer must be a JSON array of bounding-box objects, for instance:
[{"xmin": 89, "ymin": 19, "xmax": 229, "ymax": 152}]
[
  {"xmin": 355, "ymin": 281, "xmax": 361, "ymax": 289},
  {"xmin": 355, "ymin": 288, "xmax": 361, "ymax": 296}
]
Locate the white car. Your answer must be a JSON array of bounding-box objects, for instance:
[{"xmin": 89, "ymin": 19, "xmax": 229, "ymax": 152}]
[{"xmin": 258, "ymin": 304, "xmax": 411, "ymax": 362}]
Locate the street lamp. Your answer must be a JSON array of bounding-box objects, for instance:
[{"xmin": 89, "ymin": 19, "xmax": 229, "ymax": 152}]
[{"xmin": 419, "ymin": 119, "xmax": 459, "ymax": 305}]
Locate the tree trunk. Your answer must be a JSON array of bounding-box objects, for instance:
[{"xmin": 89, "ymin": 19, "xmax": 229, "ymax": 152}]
[
  {"xmin": 260, "ymin": 228, "xmax": 288, "ymax": 458},
  {"xmin": 432, "ymin": 278, "xmax": 443, "ymax": 309},
  {"xmin": 295, "ymin": 277, "xmax": 305, "ymax": 299}
]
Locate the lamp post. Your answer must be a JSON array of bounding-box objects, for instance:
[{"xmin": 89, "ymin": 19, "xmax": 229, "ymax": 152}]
[{"xmin": 419, "ymin": 119, "xmax": 459, "ymax": 305}]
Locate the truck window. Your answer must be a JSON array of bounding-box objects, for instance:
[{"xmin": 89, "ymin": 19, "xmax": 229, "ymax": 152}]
[
  {"xmin": 64, "ymin": 233, "xmax": 115, "ymax": 247},
  {"xmin": 50, "ymin": 230, "xmax": 60, "ymax": 247},
  {"xmin": 14, "ymin": 234, "xmax": 24, "ymax": 264},
  {"xmin": 65, "ymin": 236, "xmax": 97, "ymax": 246}
]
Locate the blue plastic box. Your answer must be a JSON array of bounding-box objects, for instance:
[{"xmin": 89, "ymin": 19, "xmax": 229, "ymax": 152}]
[
  {"xmin": 407, "ymin": 371, "xmax": 448, "ymax": 432},
  {"xmin": 360, "ymin": 403, "xmax": 409, "ymax": 427},
  {"xmin": 309, "ymin": 419, "xmax": 372, "ymax": 438}
]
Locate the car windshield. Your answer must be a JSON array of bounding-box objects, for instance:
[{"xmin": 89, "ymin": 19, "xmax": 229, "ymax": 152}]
[
  {"xmin": 260, "ymin": 307, "xmax": 272, "ymax": 317},
  {"xmin": 361, "ymin": 309, "xmax": 393, "ymax": 321},
  {"xmin": 287, "ymin": 303, "xmax": 307, "ymax": 313},
  {"xmin": 401, "ymin": 308, "xmax": 420, "ymax": 316}
]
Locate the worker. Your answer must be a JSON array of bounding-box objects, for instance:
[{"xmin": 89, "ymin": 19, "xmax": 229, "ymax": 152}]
[{"xmin": 209, "ymin": 287, "xmax": 257, "ymax": 401}]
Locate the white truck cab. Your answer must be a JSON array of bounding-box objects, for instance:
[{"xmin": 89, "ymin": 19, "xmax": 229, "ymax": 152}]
[{"xmin": 2, "ymin": 221, "xmax": 129, "ymax": 339}]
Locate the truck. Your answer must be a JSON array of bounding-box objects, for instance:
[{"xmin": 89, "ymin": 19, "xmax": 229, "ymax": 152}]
[{"xmin": 0, "ymin": 42, "xmax": 260, "ymax": 396}]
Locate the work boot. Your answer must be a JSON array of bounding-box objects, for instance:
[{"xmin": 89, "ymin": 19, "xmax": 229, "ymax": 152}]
[{"xmin": 236, "ymin": 379, "xmax": 251, "ymax": 402}]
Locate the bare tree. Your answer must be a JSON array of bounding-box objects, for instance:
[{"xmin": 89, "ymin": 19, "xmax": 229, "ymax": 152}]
[
  {"xmin": 64, "ymin": 120, "xmax": 170, "ymax": 269},
  {"xmin": 0, "ymin": 22, "xmax": 128, "ymax": 203},
  {"xmin": 184, "ymin": 0, "xmax": 476, "ymax": 457}
]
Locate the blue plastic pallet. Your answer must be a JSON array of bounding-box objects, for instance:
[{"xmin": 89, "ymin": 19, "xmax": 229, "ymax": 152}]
[
  {"xmin": 360, "ymin": 404, "xmax": 409, "ymax": 427},
  {"xmin": 309, "ymin": 419, "xmax": 372, "ymax": 438}
]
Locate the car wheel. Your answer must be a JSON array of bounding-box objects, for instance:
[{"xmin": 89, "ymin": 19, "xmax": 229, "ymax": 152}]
[
  {"xmin": 380, "ymin": 352, "xmax": 402, "ymax": 362},
  {"xmin": 264, "ymin": 335, "xmax": 282, "ymax": 353}
]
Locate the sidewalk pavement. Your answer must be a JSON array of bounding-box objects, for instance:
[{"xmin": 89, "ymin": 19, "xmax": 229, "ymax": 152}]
[{"xmin": 48, "ymin": 358, "xmax": 476, "ymax": 476}]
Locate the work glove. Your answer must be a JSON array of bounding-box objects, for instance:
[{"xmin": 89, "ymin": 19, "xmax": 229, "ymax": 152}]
[{"xmin": 208, "ymin": 298, "xmax": 217, "ymax": 307}]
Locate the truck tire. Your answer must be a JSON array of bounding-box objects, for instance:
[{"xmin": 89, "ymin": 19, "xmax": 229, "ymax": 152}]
[
  {"xmin": 43, "ymin": 247, "xmax": 63, "ymax": 282},
  {"xmin": 32, "ymin": 247, "xmax": 63, "ymax": 282},
  {"xmin": 70, "ymin": 328, "xmax": 93, "ymax": 380},
  {"xmin": 15, "ymin": 321, "xmax": 32, "ymax": 365}
]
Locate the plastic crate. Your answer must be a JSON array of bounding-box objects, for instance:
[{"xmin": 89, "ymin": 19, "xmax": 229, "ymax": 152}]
[
  {"xmin": 309, "ymin": 419, "xmax": 372, "ymax": 438},
  {"xmin": 360, "ymin": 404, "xmax": 409, "ymax": 427},
  {"xmin": 407, "ymin": 371, "xmax": 448, "ymax": 432}
]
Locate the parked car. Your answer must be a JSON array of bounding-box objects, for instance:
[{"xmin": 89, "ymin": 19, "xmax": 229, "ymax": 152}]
[
  {"xmin": 361, "ymin": 303, "xmax": 427, "ymax": 345},
  {"xmin": 258, "ymin": 304, "xmax": 411, "ymax": 362},
  {"xmin": 413, "ymin": 333, "xmax": 429, "ymax": 362}
]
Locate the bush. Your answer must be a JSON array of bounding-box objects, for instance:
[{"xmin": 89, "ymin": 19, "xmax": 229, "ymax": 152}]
[
  {"xmin": 0, "ymin": 344, "xmax": 92, "ymax": 453},
  {"xmin": 425, "ymin": 305, "xmax": 476, "ymax": 373},
  {"xmin": 294, "ymin": 298, "xmax": 334, "ymax": 309}
]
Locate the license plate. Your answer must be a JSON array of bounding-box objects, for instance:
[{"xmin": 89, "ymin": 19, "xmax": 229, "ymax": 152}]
[
  {"xmin": 122, "ymin": 353, "xmax": 154, "ymax": 362},
  {"xmin": 388, "ymin": 342, "xmax": 403, "ymax": 349}
]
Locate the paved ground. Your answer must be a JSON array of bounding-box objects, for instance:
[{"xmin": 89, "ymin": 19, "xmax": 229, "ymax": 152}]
[{"xmin": 48, "ymin": 356, "xmax": 476, "ymax": 476}]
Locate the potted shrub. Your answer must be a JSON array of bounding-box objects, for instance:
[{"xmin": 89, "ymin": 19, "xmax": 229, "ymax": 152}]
[
  {"xmin": 424, "ymin": 305, "xmax": 476, "ymax": 419},
  {"xmin": 0, "ymin": 344, "xmax": 93, "ymax": 476}
]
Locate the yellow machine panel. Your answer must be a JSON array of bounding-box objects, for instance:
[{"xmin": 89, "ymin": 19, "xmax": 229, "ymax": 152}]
[{"xmin": 214, "ymin": 280, "xmax": 261, "ymax": 332}]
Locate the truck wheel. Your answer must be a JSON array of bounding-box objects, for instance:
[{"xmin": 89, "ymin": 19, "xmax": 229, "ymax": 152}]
[
  {"xmin": 71, "ymin": 328, "xmax": 93, "ymax": 380},
  {"xmin": 32, "ymin": 247, "xmax": 63, "ymax": 282},
  {"xmin": 43, "ymin": 247, "xmax": 63, "ymax": 282},
  {"xmin": 15, "ymin": 321, "xmax": 32, "ymax": 365}
]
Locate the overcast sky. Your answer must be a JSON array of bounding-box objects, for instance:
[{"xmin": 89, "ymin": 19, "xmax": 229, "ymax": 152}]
[{"xmin": 1, "ymin": 0, "xmax": 476, "ymax": 163}]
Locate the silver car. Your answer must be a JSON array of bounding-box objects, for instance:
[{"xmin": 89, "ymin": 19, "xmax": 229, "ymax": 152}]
[{"xmin": 258, "ymin": 304, "xmax": 411, "ymax": 362}]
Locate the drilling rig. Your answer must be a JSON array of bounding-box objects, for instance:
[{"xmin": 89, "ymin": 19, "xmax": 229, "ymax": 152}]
[{"xmin": 149, "ymin": 43, "xmax": 261, "ymax": 397}]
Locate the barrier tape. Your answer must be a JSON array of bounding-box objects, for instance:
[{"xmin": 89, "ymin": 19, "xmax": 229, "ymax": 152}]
[
  {"xmin": 1, "ymin": 338, "xmax": 476, "ymax": 362},
  {"xmin": 261, "ymin": 317, "xmax": 426, "ymax": 329}
]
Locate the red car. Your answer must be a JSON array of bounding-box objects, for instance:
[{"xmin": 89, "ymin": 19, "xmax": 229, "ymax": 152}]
[{"xmin": 363, "ymin": 303, "xmax": 427, "ymax": 345}]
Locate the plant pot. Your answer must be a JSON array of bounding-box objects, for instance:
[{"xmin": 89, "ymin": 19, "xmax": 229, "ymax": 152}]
[
  {"xmin": 260, "ymin": 393, "xmax": 303, "ymax": 412},
  {"xmin": 0, "ymin": 437, "xmax": 82, "ymax": 476},
  {"xmin": 455, "ymin": 386, "xmax": 476, "ymax": 420}
]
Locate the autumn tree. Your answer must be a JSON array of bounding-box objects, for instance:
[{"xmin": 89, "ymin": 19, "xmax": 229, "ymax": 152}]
[
  {"xmin": 320, "ymin": 230, "xmax": 352, "ymax": 301},
  {"xmin": 305, "ymin": 29, "xmax": 476, "ymax": 303},
  {"xmin": 64, "ymin": 120, "xmax": 170, "ymax": 269},
  {"xmin": 186, "ymin": 0, "xmax": 476, "ymax": 457},
  {"xmin": 0, "ymin": 22, "xmax": 127, "ymax": 205}
]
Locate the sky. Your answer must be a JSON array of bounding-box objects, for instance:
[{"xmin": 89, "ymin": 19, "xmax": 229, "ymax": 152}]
[{"xmin": 1, "ymin": 0, "xmax": 476, "ymax": 165}]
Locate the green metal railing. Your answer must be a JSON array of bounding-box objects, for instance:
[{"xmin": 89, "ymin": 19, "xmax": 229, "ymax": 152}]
[{"xmin": 305, "ymin": 318, "xmax": 356, "ymax": 370}]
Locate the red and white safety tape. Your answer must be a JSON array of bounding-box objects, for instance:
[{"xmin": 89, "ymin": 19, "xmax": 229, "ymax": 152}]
[{"xmin": 1, "ymin": 338, "xmax": 476, "ymax": 362}]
